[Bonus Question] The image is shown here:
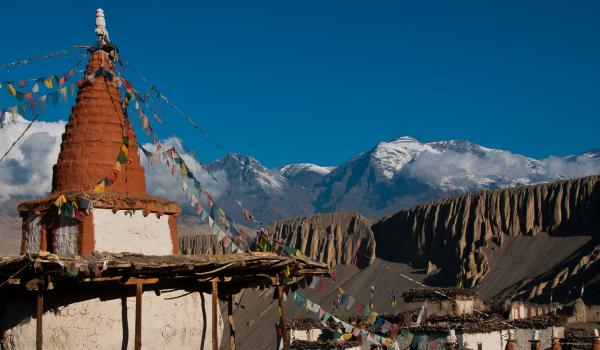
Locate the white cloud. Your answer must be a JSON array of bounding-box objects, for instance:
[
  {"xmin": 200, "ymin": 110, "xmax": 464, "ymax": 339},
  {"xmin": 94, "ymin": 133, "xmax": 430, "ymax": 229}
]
[
  {"xmin": 139, "ymin": 137, "xmax": 230, "ymax": 208},
  {"xmin": 0, "ymin": 117, "xmax": 230, "ymax": 214},
  {"xmin": 0, "ymin": 114, "xmax": 65, "ymax": 204},
  {"xmin": 404, "ymin": 149, "xmax": 600, "ymax": 192}
]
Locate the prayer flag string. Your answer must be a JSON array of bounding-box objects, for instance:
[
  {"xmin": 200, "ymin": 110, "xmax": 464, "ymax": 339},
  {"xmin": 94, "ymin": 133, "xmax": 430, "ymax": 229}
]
[{"xmin": 292, "ymin": 291, "xmax": 400, "ymax": 348}]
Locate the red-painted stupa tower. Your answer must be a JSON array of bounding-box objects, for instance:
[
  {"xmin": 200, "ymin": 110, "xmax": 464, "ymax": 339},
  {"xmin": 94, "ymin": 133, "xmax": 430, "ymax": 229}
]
[
  {"xmin": 51, "ymin": 50, "xmax": 147, "ymax": 196},
  {"xmin": 17, "ymin": 8, "xmax": 180, "ymax": 256}
]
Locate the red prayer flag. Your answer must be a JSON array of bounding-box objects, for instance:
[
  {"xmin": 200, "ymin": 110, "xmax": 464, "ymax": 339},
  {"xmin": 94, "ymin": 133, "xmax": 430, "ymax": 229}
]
[
  {"xmin": 328, "ymin": 271, "xmax": 336, "ymax": 281},
  {"xmin": 205, "ymin": 192, "xmax": 214, "ymax": 207},
  {"xmin": 124, "ymin": 79, "xmax": 133, "ymax": 92},
  {"xmin": 242, "ymin": 208, "xmax": 254, "ymax": 220},
  {"xmin": 356, "ymin": 303, "xmax": 365, "ymax": 315},
  {"xmin": 390, "ymin": 325, "xmax": 399, "ymax": 339},
  {"xmin": 318, "ymin": 279, "xmax": 328, "ymax": 293}
]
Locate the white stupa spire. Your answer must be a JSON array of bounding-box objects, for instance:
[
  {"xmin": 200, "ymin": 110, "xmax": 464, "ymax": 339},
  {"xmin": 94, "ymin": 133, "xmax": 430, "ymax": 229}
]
[{"xmin": 95, "ymin": 8, "xmax": 110, "ymax": 47}]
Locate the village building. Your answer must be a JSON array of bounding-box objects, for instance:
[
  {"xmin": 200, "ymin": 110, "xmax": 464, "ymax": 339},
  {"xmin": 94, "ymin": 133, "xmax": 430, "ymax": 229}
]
[
  {"xmin": 506, "ymin": 301, "xmax": 562, "ymax": 321},
  {"xmin": 402, "ymin": 288, "xmax": 484, "ymax": 319},
  {"xmin": 0, "ymin": 9, "xmax": 330, "ymax": 350}
]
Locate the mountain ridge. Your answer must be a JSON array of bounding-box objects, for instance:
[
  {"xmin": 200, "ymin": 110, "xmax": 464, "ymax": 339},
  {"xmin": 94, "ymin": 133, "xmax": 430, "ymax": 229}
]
[{"xmin": 206, "ymin": 136, "xmax": 599, "ymax": 221}]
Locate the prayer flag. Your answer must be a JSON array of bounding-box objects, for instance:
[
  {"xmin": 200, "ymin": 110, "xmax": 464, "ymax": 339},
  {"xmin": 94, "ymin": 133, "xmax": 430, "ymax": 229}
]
[
  {"xmin": 356, "ymin": 303, "xmax": 364, "ymax": 315},
  {"xmin": 32, "ymin": 83, "xmax": 39, "ymax": 93},
  {"xmin": 242, "ymin": 208, "xmax": 254, "ymax": 220},
  {"xmin": 59, "ymin": 87, "xmax": 68, "ymax": 101},
  {"xmin": 69, "ymin": 83, "xmax": 77, "ymax": 97},
  {"xmin": 54, "ymin": 194, "xmax": 67, "ymax": 208},
  {"xmin": 318, "ymin": 279, "xmax": 328, "ymax": 293},
  {"xmin": 141, "ymin": 115, "xmax": 149, "ymax": 128},
  {"xmin": 93, "ymin": 180, "xmax": 106, "ymax": 193},
  {"xmin": 113, "ymin": 161, "xmax": 122, "ymax": 174},
  {"xmin": 44, "ymin": 77, "xmax": 54, "ymax": 89},
  {"xmin": 7, "ymin": 83, "xmax": 16, "ymax": 96},
  {"xmin": 346, "ymin": 296, "xmax": 355, "ymax": 310},
  {"xmin": 195, "ymin": 202, "xmax": 204, "ymax": 214}
]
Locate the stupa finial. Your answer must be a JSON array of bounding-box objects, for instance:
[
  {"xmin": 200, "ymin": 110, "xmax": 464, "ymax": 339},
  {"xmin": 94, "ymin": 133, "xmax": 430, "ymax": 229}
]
[{"xmin": 95, "ymin": 8, "xmax": 109, "ymax": 47}]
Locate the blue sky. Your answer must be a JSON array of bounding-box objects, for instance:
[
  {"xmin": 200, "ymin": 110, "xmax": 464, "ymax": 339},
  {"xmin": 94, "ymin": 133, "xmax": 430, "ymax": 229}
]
[{"xmin": 1, "ymin": 1, "xmax": 598, "ymax": 167}]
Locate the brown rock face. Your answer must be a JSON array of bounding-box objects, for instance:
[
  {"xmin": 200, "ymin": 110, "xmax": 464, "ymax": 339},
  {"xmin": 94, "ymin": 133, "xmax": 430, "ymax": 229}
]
[
  {"xmin": 51, "ymin": 50, "xmax": 147, "ymax": 196},
  {"xmin": 372, "ymin": 176, "xmax": 600, "ymax": 288},
  {"xmin": 180, "ymin": 234, "xmax": 236, "ymax": 255},
  {"xmin": 268, "ymin": 211, "xmax": 377, "ymax": 268}
]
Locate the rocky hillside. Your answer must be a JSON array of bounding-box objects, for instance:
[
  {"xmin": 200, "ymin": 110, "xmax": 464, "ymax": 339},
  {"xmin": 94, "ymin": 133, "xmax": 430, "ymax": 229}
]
[
  {"xmin": 373, "ymin": 175, "xmax": 600, "ymax": 303},
  {"xmin": 268, "ymin": 211, "xmax": 377, "ymax": 269}
]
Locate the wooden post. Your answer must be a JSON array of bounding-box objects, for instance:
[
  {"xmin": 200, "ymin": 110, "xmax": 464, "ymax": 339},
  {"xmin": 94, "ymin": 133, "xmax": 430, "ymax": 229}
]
[
  {"xmin": 36, "ymin": 286, "xmax": 44, "ymax": 350},
  {"xmin": 212, "ymin": 280, "xmax": 219, "ymax": 350},
  {"xmin": 135, "ymin": 280, "xmax": 142, "ymax": 350},
  {"xmin": 227, "ymin": 294, "xmax": 236, "ymax": 350},
  {"xmin": 278, "ymin": 285, "xmax": 289, "ymax": 350}
]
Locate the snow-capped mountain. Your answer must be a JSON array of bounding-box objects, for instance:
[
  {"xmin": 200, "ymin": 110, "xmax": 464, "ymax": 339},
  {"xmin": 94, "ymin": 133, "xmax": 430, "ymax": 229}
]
[
  {"xmin": 312, "ymin": 137, "xmax": 599, "ymax": 217},
  {"xmin": 276, "ymin": 163, "xmax": 334, "ymax": 189},
  {"xmin": 200, "ymin": 137, "xmax": 600, "ymax": 221},
  {"xmin": 205, "ymin": 153, "xmax": 315, "ymax": 223},
  {"xmin": 369, "ymin": 136, "xmax": 437, "ymax": 179},
  {"xmin": 566, "ymin": 149, "xmax": 600, "ymax": 162}
]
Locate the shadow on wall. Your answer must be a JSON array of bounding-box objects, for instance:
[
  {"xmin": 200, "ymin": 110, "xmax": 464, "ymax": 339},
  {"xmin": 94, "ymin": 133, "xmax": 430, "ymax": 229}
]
[{"xmin": 0, "ymin": 283, "xmax": 214, "ymax": 348}]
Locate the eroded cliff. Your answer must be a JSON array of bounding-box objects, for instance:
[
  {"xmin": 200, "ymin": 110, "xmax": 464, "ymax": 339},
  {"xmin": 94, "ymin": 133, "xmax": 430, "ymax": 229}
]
[
  {"xmin": 268, "ymin": 211, "xmax": 377, "ymax": 268},
  {"xmin": 372, "ymin": 175, "xmax": 600, "ymax": 293}
]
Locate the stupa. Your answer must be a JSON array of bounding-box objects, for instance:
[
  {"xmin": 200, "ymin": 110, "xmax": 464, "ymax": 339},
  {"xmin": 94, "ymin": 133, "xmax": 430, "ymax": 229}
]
[{"xmin": 1, "ymin": 9, "xmax": 223, "ymax": 349}]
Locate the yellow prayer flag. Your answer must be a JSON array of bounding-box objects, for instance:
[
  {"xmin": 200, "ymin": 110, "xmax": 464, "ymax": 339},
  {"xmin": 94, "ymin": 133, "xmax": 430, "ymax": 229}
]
[
  {"xmin": 120, "ymin": 144, "xmax": 129, "ymax": 157},
  {"xmin": 59, "ymin": 87, "xmax": 68, "ymax": 101},
  {"xmin": 44, "ymin": 77, "xmax": 54, "ymax": 89},
  {"xmin": 7, "ymin": 83, "xmax": 16, "ymax": 96},
  {"xmin": 93, "ymin": 181, "xmax": 106, "ymax": 193},
  {"xmin": 367, "ymin": 311, "xmax": 378, "ymax": 325},
  {"xmin": 54, "ymin": 194, "xmax": 67, "ymax": 208}
]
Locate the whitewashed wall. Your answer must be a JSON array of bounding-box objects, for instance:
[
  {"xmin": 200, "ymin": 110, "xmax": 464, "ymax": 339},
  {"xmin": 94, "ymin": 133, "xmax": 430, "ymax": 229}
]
[
  {"xmin": 22, "ymin": 213, "xmax": 41, "ymax": 253},
  {"xmin": 93, "ymin": 209, "xmax": 173, "ymax": 255},
  {"xmin": 458, "ymin": 327, "xmax": 564, "ymax": 350},
  {"xmin": 290, "ymin": 328, "xmax": 323, "ymax": 342},
  {"xmin": 1, "ymin": 291, "xmax": 223, "ymax": 350}
]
